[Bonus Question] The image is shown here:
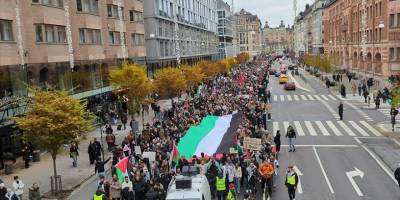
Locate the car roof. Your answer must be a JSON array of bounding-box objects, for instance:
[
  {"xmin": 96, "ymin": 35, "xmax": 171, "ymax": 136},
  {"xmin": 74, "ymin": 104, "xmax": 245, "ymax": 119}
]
[{"xmin": 167, "ymin": 175, "xmax": 206, "ymax": 199}]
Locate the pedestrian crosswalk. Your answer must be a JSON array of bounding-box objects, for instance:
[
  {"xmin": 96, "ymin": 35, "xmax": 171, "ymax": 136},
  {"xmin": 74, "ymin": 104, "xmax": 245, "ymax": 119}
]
[
  {"xmin": 270, "ymin": 120, "xmax": 382, "ymax": 137},
  {"xmin": 273, "ymin": 94, "xmax": 338, "ymax": 102}
]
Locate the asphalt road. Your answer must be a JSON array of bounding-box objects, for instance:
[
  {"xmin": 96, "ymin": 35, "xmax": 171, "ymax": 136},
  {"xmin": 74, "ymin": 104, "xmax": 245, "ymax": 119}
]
[
  {"xmin": 69, "ymin": 61, "xmax": 400, "ymax": 200},
  {"xmin": 263, "ymin": 61, "xmax": 400, "ymax": 200}
]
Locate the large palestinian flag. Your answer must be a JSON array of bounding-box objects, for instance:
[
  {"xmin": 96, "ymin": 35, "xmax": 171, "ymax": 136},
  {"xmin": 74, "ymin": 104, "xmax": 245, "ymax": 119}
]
[{"xmin": 177, "ymin": 112, "xmax": 243, "ymax": 159}]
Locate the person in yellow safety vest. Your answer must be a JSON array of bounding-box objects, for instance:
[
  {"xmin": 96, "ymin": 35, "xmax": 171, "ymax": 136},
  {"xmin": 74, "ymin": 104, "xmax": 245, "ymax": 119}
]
[
  {"xmin": 227, "ymin": 183, "xmax": 236, "ymax": 200},
  {"xmin": 285, "ymin": 166, "xmax": 299, "ymax": 200},
  {"xmin": 216, "ymin": 173, "xmax": 227, "ymax": 200},
  {"xmin": 93, "ymin": 189, "xmax": 108, "ymax": 200}
]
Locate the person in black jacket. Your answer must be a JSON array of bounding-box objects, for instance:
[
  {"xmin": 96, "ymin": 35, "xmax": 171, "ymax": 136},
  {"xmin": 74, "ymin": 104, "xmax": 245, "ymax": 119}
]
[
  {"xmin": 133, "ymin": 174, "xmax": 147, "ymax": 200},
  {"xmin": 95, "ymin": 157, "xmax": 111, "ymax": 179},
  {"xmin": 286, "ymin": 126, "xmax": 296, "ymax": 152},
  {"xmin": 338, "ymin": 102, "xmax": 344, "ymax": 120},
  {"xmin": 274, "ymin": 130, "xmax": 281, "ymax": 159}
]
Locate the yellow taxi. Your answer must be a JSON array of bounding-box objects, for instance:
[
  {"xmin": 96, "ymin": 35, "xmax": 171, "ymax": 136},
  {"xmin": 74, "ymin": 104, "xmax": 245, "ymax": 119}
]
[{"xmin": 279, "ymin": 74, "xmax": 288, "ymax": 84}]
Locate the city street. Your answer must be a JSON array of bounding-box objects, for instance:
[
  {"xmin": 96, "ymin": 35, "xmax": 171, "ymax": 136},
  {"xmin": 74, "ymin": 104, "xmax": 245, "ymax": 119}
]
[{"xmin": 263, "ymin": 62, "xmax": 400, "ymax": 199}]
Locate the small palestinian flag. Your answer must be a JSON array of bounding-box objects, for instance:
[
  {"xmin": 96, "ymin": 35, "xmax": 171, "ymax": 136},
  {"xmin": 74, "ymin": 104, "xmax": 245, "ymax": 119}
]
[
  {"xmin": 115, "ymin": 157, "xmax": 129, "ymax": 183},
  {"xmin": 169, "ymin": 142, "xmax": 180, "ymax": 167}
]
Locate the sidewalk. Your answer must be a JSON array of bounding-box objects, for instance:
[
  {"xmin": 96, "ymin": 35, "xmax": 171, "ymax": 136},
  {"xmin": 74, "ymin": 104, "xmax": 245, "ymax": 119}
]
[{"xmin": 0, "ymin": 98, "xmax": 174, "ymax": 199}]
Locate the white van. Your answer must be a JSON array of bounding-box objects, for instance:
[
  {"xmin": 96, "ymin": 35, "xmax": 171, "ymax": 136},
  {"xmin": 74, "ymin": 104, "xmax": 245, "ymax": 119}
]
[{"xmin": 166, "ymin": 167, "xmax": 211, "ymax": 200}]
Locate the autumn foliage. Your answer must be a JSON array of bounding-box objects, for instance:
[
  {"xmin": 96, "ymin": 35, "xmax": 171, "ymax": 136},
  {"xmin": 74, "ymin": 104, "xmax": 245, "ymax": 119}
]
[
  {"xmin": 181, "ymin": 65, "xmax": 205, "ymax": 88},
  {"xmin": 236, "ymin": 52, "xmax": 250, "ymax": 64},
  {"xmin": 109, "ymin": 63, "xmax": 153, "ymax": 115},
  {"xmin": 154, "ymin": 67, "xmax": 188, "ymax": 98}
]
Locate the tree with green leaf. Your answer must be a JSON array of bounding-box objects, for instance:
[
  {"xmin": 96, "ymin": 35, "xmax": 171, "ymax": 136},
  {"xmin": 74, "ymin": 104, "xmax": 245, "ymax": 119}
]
[
  {"xmin": 109, "ymin": 63, "xmax": 153, "ymax": 117},
  {"xmin": 14, "ymin": 88, "xmax": 94, "ymax": 192}
]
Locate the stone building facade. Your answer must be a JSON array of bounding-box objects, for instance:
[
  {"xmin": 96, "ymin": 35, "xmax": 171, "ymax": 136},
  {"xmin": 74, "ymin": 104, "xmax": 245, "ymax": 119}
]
[
  {"xmin": 262, "ymin": 20, "xmax": 293, "ymax": 55},
  {"xmin": 234, "ymin": 9, "xmax": 262, "ymax": 56}
]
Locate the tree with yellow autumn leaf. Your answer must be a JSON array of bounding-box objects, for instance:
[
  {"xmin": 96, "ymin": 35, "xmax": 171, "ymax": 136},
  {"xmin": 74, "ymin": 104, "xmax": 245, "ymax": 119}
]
[
  {"xmin": 154, "ymin": 67, "xmax": 188, "ymax": 98},
  {"xmin": 197, "ymin": 60, "xmax": 219, "ymax": 79},
  {"xmin": 14, "ymin": 88, "xmax": 94, "ymax": 192},
  {"xmin": 236, "ymin": 52, "xmax": 250, "ymax": 64},
  {"xmin": 181, "ymin": 65, "xmax": 205, "ymax": 88},
  {"xmin": 109, "ymin": 63, "xmax": 153, "ymax": 117}
]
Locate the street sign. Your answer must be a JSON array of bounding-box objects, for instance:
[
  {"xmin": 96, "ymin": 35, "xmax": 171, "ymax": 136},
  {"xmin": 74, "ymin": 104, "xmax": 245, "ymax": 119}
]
[
  {"xmin": 293, "ymin": 165, "xmax": 303, "ymax": 194},
  {"xmin": 243, "ymin": 137, "xmax": 262, "ymax": 151},
  {"xmin": 346, "ymin": 167, "xmax": 364, "ymax": 196}
]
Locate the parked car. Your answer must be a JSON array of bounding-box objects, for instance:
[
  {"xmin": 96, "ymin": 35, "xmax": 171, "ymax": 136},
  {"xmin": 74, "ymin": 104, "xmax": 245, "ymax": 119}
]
[
  {"xmin": 284, "ymin": 82, "xmax": 296, "ymax": 90},
  {"xmin": 269, "ymin": 69, "xmax": 277, "ymax": 75}
]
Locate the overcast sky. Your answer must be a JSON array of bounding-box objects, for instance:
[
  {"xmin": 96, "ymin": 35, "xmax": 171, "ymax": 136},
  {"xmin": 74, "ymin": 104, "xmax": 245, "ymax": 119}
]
[{"xmin": 229, "ymin": 0, "xmax": 314, "ymax": 27}]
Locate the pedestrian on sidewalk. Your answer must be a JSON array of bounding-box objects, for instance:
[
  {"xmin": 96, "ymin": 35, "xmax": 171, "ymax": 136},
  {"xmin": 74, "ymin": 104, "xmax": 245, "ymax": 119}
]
[
  {"xmin": 106, "ymin": 132, "xmax": 116, "ymax": 151},
  {"xmin": 285, "ymin": 166, "xmax": 299, "ymax": 200},
  {"xmin": 358, "ymin": 83, "xmax": 362, "ymax": 96},
  {"xmin": 363, "ymin": 90, "xmax": 369, "ymax": 103},
  {"xmin": 375, "ymin": 97, "xmax": 381, "ymax": 109},
  {"xmin": 351, "ymin": 82, "xmax": 357, "ymax": 96},
  {"xmin": 286, "ymin": 126, "xmax": 296, "ymax": 152},
  {"xmin": 340, "ymin": 84, "xmax": 346, "ymax": 98},
  {"xmin": 69, "ymin": 142, "xmax": 79, "ymax": 168},
  {"xmin": 28, "ymin": 183, "xmax": 40, "ymax": 200},
  {"xmin": 88, "ymin": 140, "xmax": 97, "ymax": 165},
  {"xmin": 12, "ymin": 176, "xmax": 24, "ymax": 200},
  {"xmin": 338, "ymin": 102, "xmax": 344, "ymax": 120},
  {"xmin": 120, "ymin": 112, "xmax": 127, "ymax": 130},
  {"xmin": 21, "ymin": 141, "xmax": 32, "ymax": 169}
]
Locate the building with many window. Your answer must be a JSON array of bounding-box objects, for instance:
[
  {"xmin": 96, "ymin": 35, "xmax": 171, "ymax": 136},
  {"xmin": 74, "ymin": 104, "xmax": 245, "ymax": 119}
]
[
  {"xmin": 217, "ymin": 0, "xmax": 237, "ymax": 58},
  {"xmin": 262, "ymin": 20, "xmax": 293, "ymax": 55},
  {"xmin": 323, "ymin": 0, "xmax": 400, "ymax": 79},
  {"xmin": 143, "ymin": 0, "xmax": 219, "ymax": 70},
  {"xmin": 234, "ymin": 9, "xmax": 262, "ymax": 56},
  {"xmin": 0, "ymin": 0, "xmax": 145, "ymax": 167},
  {"xmin": 294, "ymin": 1, "xmax": 326, "ymax": 57}
]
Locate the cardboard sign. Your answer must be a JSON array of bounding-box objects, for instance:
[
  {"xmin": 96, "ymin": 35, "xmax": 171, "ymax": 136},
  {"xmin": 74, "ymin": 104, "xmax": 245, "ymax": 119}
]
[
  {"xmin": 243, "ymin": 137, "xmax": 262, "ymax": 151},
  {"xmin": 142, "ymin": 151, "xmax": 156, "ymax": 162},
  {"xmin": 134, "ymin": 146, "xmax": 142, "ymax": 155}
]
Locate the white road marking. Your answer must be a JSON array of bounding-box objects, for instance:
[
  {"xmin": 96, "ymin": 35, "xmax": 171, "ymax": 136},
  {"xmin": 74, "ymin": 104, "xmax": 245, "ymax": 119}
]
[
  {"xmin": 328, "ymin": 95, "xmax": 337, "ymax": 101},
  {"xmin": 294, "ymin": 95, "xmax": 300, "ymax": 101},
  {"xmin": 337, "ymin": 121, "xmax": 356, "ymax": 136},
  {"xmin": 344, "ymin": 101, "xmax": 373, "ymax": 122},
  {"xmin": 354, "ymin": 137, "xmax": 397, "ymax": 184},
  {"xmin": 283, "ymin": 121, "xmax": 290, "ymax": 134},
  {"xmin": 319, "ymin": 100, "xmax": 340, "ymax": 120},
  {"xmin": 280, "ymin": 95, "xmax": 285, "ymax": 101},
  {"xmin": 307, "ymin": 95, "xmax": 315, "ymax": 100},
  {"xmin": 349, "ymin": 121, "xmax": 369, "ymax": 136},
  {"xmin": 313, "ymin": 146, "xmax": 335, "ymax": 194},
  {"xmin": 314, "ymin": 95, "xmax": 322, "ymax": 101},
  {"xmin": 346, "ymin": 167, "xmax": 365, "ymax": 196},
  {"xmin": 305, "ymin": 121, "xmax": 318, "ymax": 136},
  {"xmin": 315, "ymin": 121, "xmax": 330, "ymax": 136},
  {"xmin": 287, "ymin": 95, "xmax": 293, "ymax": 101},
  {"xmin": 326, "ymin": 121, "xmax": 343, "ymax": 136},
  {"xmin": 300, "ymin": 95, "xmax": 307, "ymax": 100},
  {"xmin": 294, "ymin": 121, "xmax": 305, "ymax": 136},
  {"xmin": 273, "ymin": 122, "xmax": 279, "ymax": 136},
  {"xmin": 294, "ymin": 166, "xmax": 303, "ymax": 194},
  {"xmin": 273, "ymin": 95, "xmax": 278, "ymax": 102},
  {"xmin": 321, "ymin": 95, "xmax": 330, "ymax": 101},
  {"xmin": 360, "ymin": 121, "xmax": 382, "ymax": 136}
]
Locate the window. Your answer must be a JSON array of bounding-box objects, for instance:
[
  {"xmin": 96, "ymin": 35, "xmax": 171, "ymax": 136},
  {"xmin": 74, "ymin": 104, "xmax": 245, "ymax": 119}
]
[
  {"xmin": 33, "ymin": 0, "xmax": 64, "ymax": 8},
  {"xmin": 0, "ymin": 20, "xmax": 13, "ymax": 41},
  {"xmin": 131, "ymin": 34, "xmax": 144, "ymax": 46},
  {"xmin": 390, "ymin": 14, "xmax": 395, "ymax": 28},
  {"xmin": 76, "ymin": 0, "xmax": 98, "ymax": 15},
  {"xmin": 109, "ymin": 31, "xmax": 121, "ymax": 45},
  {"xmin": 129, "ymin": 10, "xmax": 143, "ymax": 22},
  {"xmin": 107, "ymin": 5, "xmax": 123, "ymax": 19},
  {"xmin": 79, "ymin": 28, "xmax": 101, "ymax": 44},
  {"xmin": 35, "ymin": 24, "xmax": 66, "ymax": 43}
]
